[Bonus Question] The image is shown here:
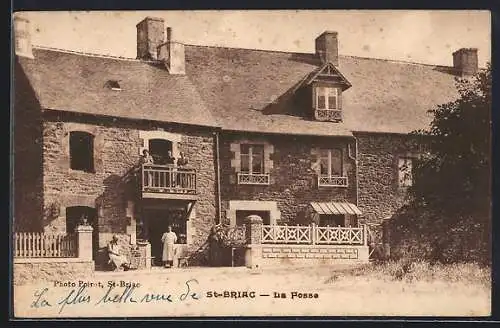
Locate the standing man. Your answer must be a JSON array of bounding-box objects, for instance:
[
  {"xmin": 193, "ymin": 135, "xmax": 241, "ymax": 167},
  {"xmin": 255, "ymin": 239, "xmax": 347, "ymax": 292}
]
[{"xmin": 161, "ymin": 225, "xmax": 177, "ymax": 268}]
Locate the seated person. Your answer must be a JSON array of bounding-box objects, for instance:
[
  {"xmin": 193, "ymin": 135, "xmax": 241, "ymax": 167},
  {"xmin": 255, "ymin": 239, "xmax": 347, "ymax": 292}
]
[{"xmin": 107, "ymin": 235, "xmax": 131, "ymax": 271}]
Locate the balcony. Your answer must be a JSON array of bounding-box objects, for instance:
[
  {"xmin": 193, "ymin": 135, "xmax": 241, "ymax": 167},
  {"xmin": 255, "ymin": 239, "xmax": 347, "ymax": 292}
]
[
  {"xmin": 318, "ymin": 175, "xmax": 348, "ymax": 187},
  {"xmin": 314, "ymin": 109, "xmax": 342, "ymax": 122},
  {"xmin": 140, "ymin": 164, "xmax": 197, "ymax": 199},
  {"xmin": 237, "ymin": 172, "xmax": 270, "ymax": 185}
]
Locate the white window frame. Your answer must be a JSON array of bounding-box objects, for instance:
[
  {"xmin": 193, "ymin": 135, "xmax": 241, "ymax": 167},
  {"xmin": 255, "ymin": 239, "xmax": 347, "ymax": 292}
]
[
  {"xmin": 237, "ymin": 144, "xmax": 270, "ymax": 185},
  {"xmin": 398, "ymin": 157, "xmax": 413, "ymax": 187},
  {"xmin": 317, "ymin": 148, "xmax": 347, "ymax": 187},
  {"xmin": 319, "ymin": 149, "xmax": 343, "ymax": 177},
  {"xmin": 240, "ymin": 144, "xmax": 265, "ymax": 175},
  {"xmin": 315, "ymin": 87, "xmax": 339, "ymax": 110}
]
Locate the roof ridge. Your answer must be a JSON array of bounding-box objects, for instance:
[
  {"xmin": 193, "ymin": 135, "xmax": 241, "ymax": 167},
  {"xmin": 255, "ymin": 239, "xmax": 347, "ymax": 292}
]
[
  {"xmin": 341, "ymin": 53, "xmax": 451, "ymax": 69},
  {"xmin": 33, "ymin": 43, "xmax": 456, "ymax": 69},
  {"xmin": 32, "ymin": 45, "xmax": 156, "ymax": 63},
  {"xmin": 184, "ymin": 43, "xmax": 313, "ymax": 56},
  {"xmin": 185, "ymin": 43, "xmax": 455, "ymax": 69}
]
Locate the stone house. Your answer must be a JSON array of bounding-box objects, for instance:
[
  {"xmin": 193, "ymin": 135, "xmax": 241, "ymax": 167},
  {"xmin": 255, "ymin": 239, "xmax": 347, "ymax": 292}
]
[{"xmin": 13, "ymin": 15, "xmax": 476, "ymax": 266}]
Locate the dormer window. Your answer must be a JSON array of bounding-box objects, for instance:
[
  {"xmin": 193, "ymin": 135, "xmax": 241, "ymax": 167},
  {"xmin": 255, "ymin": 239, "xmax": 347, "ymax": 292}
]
[
  {"xmin": 316, "ymin": 87, "xmax": 339, "ymax": 110},
  {"xmin": 313, "ymin": 85, "xmax": 342, "ymax": 122},
  {"xmin": 303, "ymin": 62, "xmax": 351, "ymax": 123}
]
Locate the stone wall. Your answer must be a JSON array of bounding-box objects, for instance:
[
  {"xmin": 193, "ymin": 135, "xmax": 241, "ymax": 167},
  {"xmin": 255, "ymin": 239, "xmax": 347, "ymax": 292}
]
[
  {"xmin": 260, "ymin": 244, "xmax": 369, "ymax": 266},
  {"xmin": 355, "ymin": 132, "xmax": 422, "ymax": 224},
  {"xmin": 41, "ymin": 113, "xmax": 217, "ymax": 258},
  {"xmin": 13, "ymin": 59, "xmax": 44, "ymax": 232},
  {"xmin": 13, "ymin": 258, "xmax": 95, "ymax": 286},
  {"xmin": 219, "ymin": 132, "xmax": 357, "ymax": 225}
]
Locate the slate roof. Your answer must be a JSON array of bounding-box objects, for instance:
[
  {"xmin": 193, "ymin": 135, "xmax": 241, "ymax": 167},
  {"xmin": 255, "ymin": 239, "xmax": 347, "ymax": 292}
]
[
  {"xmin": 184, "ymin": 45, "xmax": 459, "ymax": 135},
  {"xmin": 17, "ymin": 48, "xmax": 217, "ymax": 127},
  {"xmin": 17, "ymin": 44, "xmax": 461, "ymax": 136}
]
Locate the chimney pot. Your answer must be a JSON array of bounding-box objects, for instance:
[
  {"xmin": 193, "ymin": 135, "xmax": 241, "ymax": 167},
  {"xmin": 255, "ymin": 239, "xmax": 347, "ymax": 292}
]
[
  {"xmin": 452, "ymin": 48, "xmax": 478, "ymax": 76},
  {"xmin": 156, "ymin": 26, "xmax": 185, "ymax": 75},
  {"xmin": 315, "ymin": 31, "xmax": 338, "ymax": 66},
  {"xmin": 136, "ymin": 17, "xmax": 165, "ymax": 60},
  {"xmin": 14, "ymin": 15, "xmax": 34, "ymax": 59}
]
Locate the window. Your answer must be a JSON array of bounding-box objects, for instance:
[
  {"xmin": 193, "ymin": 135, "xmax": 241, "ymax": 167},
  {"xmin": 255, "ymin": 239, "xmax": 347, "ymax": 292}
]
[
  {"xmin": 70, "ymin": 131, "xmax": 95, "ymax": 172},
  {"xmin": 319, "ymin": 149, "xmax": 343, "ymax": 177},
  {"xmin": 316, "ymin": 87, "xmax": 339, "ymax": 110},
  {"xmin": 398, "ymin": 157, "xmax": 413, "ymax": 187},
  {"xmin": 148, "ymin": 139, "xmax": 173, "ymax": 165},
  {"xmin": 240, "ymin": 144, "xmax": 265, "ymax": 174}
]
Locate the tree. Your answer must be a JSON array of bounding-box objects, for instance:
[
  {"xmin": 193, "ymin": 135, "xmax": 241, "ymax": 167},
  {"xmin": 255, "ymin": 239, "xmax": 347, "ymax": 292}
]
[
  {"xmin": 391, "ymin": 64, "xmax": 491, "ymax": 264},
  {"xmin": 412, "ymin": 63, "xmax": 491, "ymax": 216}
]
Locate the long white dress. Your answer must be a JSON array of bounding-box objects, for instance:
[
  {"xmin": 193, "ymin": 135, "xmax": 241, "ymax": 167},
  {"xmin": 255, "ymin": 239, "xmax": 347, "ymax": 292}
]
[{"xmin": 161, "ymin": 231, "xmax": 178, "ymax": 262}]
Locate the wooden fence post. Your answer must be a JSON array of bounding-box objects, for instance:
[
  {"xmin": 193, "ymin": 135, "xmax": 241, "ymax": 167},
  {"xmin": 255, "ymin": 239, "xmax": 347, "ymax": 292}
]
[{"xmin": 311, "ymin": 223, "xmax": 316, "ymax": 245}]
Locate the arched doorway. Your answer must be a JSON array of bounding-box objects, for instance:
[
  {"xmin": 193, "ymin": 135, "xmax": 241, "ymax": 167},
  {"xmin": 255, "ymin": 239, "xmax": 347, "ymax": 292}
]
[
  {"xmin": 148, "ymin": 139, "xmax": 173, "ymax": 165},
  {"xmin": 66, "ymin": 206, "xmax": 98, "ymax": 260}
]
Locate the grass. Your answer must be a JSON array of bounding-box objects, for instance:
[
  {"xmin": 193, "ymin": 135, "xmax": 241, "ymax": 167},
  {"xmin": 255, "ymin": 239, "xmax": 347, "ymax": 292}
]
[{"xmin": 325, "ymin": 260, "xmax": 491, "ymax": 287}]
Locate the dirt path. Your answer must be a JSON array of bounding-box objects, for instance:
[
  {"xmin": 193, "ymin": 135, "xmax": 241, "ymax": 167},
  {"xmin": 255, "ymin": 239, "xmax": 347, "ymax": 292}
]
[{"xmin": 14, "ymin": 264, "xmax": 490, "ymax": 317}]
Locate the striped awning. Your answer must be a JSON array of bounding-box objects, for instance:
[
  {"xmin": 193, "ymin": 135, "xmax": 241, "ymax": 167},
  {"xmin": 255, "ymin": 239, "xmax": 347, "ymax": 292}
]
[{"xmin": 310, "ymin": 202, "xmax": 362, "ymax": 215}]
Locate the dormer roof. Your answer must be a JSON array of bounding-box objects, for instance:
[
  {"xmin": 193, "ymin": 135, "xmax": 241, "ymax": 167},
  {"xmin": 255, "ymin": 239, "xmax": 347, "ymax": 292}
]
[{"xmin": 303, "ymin": 62, "xmax": 352, "ymax": 91}]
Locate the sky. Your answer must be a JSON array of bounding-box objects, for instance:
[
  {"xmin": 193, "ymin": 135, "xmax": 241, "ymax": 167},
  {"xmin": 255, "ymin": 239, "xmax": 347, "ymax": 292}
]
[{"xmin": 18, "ymin": 10, "xmax": 491, "ymax": 67}]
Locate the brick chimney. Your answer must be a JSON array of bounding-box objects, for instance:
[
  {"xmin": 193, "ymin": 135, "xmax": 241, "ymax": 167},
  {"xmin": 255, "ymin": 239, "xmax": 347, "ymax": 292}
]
[
  {"xmin": 136, "ymin": 17, "xmax": 165, "ymax": 60},
  {"xmin": 452, "ymin": 48, "xmax": 478, "ymax": 76},
  {"xmin": 13, "ymin": 14, "xmax": 34, "ymax": 59},
  {"xmin": 157, "ymin": 27, "xmax": 185, "ymax": 75},
  {"xmin": 315, "ymin": 31, "xmax": 338, "ymax": 66}
]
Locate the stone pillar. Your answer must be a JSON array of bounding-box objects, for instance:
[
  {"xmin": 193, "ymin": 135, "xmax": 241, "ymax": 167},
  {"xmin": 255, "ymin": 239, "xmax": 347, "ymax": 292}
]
[
  {"xmin": 244, "ymin": 215, "xmax": 263, "ymax": 269},
  {"xmin": 75, "ymin": 225, "xmax": 94, "ymax": 261}
]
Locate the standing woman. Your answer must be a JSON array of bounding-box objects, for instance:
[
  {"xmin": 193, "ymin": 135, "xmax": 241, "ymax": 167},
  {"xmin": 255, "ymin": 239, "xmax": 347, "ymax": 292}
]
[{"xmin": 161, "ymin": 225, "xmax": 177, "ymax": 268}]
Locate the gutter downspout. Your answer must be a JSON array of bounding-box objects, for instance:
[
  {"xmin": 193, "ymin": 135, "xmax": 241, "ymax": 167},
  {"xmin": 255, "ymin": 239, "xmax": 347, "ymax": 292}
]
[
  {"xmin": 214, "ymin": 130, "xmax": 222, "ymax": 224},
  {"xmin": 347, "ymin": 135, "xmax": 359, "ymax": 207}
]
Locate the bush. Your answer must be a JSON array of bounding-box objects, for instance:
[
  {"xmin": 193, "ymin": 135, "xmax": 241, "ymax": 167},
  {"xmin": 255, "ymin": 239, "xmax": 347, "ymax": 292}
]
[
  {"xmin": 387, "ymin": 207, "xmax": 490, "ymax": 265},
  {"xmin": 338, "ymin": 260, "xmax": 490, "ymax": 286}
]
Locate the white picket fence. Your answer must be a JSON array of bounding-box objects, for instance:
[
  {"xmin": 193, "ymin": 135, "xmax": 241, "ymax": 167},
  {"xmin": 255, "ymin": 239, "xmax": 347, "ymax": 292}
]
[
  {"xmin": 262, "ymin": 225, "xmax": 312, "ymax": 244},
  {"xmin": 315, "ymin": 226, "xmax": 363, "ymax": 244},
  {"xmin": 261, "ymin": 224, "xmax": 366, "ymax": 245},
  {"xmin": 14, "ymin": 232, "xmax": 77, "ymax": 258}
]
